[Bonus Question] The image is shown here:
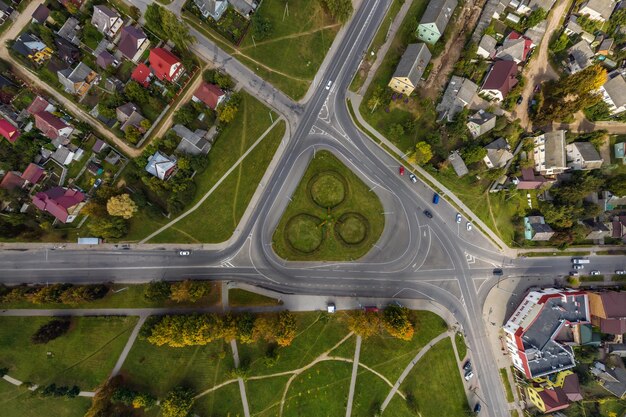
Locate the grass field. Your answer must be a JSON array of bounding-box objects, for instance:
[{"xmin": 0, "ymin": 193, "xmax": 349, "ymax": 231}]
[
  {"xmin": 246, "ymin": 374, "xmax": 292, "ymax": 416},
  {"xmin": 272, "ymin": 151, "xmax": 385, "ymax": 261},
  {"xmin": 0, "ymin": 282, "xmax": 220, "ymax": 309},
  {"xmin": 0, "ymin": 382, "xmax": 92, "ymax": 417},
  {"xmin": 455, "ymin": 332, "xmax": 467, "ymax": 360},
  {"xmin": 194, "ymin": 381, "xmax": 244, "ymax": 417},
  {"xmin": 229, "ymin": 289, "xmax": 282, "ymax": 307},
  {"xmin": 500, "ymin": 368, "xmax": 514, "ymax": 403},
  {"xmin": 0, "ymin": 316, "xmax": 138, "ymax": 390}
]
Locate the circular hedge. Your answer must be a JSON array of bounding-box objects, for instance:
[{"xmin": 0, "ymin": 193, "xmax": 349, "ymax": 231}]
[
  {"xmin": 309, "ymin": 172, "xmax": 346, "ymax": 209},
  {"xmin": 285, "ymin": 214, "xmax": 323, "ymax": 253},
  {"xmin": 335, "ymin": 213, "xmax": 369, "ymax": 245}
]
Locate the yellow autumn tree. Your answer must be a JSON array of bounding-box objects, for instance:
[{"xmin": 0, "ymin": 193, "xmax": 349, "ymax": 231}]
[{"xmin": 106, "ymin": 194, "xmax": 137, "ymax": 219}]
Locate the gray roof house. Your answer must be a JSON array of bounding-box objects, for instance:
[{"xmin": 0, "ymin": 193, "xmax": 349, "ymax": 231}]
[
  {"xmin": 57, "ymin": 17, "xmax": 80, "ymax": 45},
  {"xmin": 194, "ymin": 0, "xmax": 227, "ymax": 20},
  {"xmin": 91, "ymin": 5, "xmax": 123, "ymax": 38},
  {"xmin": 96, "ymin": 50, "xmax": 116, "ymax": 69},
  {"xmin": 533, "ymin": 130, "xmax": 567, "ymax": 176},
  {"xmin": 145, "ymin": 151, "xmax": 177, "ymax": 180},
  {"xmin": 578, "ymin": 0, "xmax": 617, "ymax": 22},
  {"xmin": 436, "ymin": 76, "xmax": 478, "ymax": 122},
  {"xmin": 568, "ymin": 40, "xmax": 595, "ymax": 73},
  {"xmin": 448, "ymin": 150, "xmax": 469, "ymax": 177},
  {"xmin": 417, "ymin": 0, "xmax": 458, "ymax": 44},
  {"xmin": 524, "ymin": 215, "xmax": 555, "ymax": 240},
  {"xmin": 466, "ymin": 109, "xmax": 496, "ymax": 138},
  {"xmin": 51, "ymin": 146, "xmax": 75, "ymax": 166},
  {"xmin": 173, "ymin": 124, "xmax": 212, "ymax": 155},
  {"xmin": 483, "ymin": 138, "xmax": 513, "ymax": 168},
  {"xmin": 591, "ymin": 362, "xmax": 626, "ymax": 398},
  {"xmin": 566, "ymin": 142, "xmax": 603, "ymax": 170},
  {"xmin": 583, "ymin": 220, "xmax": 610, "ymax": 241},
  {"xmin": 229, "ymin": 0, "xmax": 258, "ymax": 18},
  {"xmin": 388, "ymin": 43, "xmax": 431, "ymax": 95},
  {"xmin": 564, "ymin": 15, "xmax": 583, "ymax": 35},
  {"xmin": 477, "ymin": 34, "xmax": 497, "ymax": 59},
  {"xmin": 118, "ymin": 25, "xmax": 149, "ymax": 62},
  {"xmin": 600, "ymin": 73, "xmax": 626, "ymax": 115},
  {"xmin": 116, "ymin": 102, "xmax": 146, "ymax": 133},
  {"xmin": 57, "ymin": 62, "xmax": 99, "ymax": 98}
]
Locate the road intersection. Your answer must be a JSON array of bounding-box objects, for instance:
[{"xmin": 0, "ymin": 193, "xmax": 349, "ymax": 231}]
[{"xmin": 2, "ymin": 0, "xmax": 626, "ymax": 415}]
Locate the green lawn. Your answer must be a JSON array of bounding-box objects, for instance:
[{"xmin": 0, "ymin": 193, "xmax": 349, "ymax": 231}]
[
  {"xmin": 352, "ymin": 368, "xmax": 399, "ymax": 417},
  {"xmin": 398, "ymin": 338, "xmax": 469, "ymax": 417},
  {"xmin": 194, "ymin": 381, "xmax": 244, "ymax": 417},
  {"xmin": 0, "ymin": 282, "xmax": 220, "ymax": 309},
  {"xmin": 120, "ymin": 336, "xmax": 234, "ymax": 397},
  {"xmin": 455, "ymin": 332, "xmax": 467, "ymax": 360},
  {"xmin": 272, "ymin": 150, "xmax": 385, "ymax": 261},
  {"xmin": 283, "ymin": 361, "xmax": 352, "ymax": 417},
  {"xmin": 0, "ymin": 382, "xmax": 92, "ymax": 417},
  {"xmin": 500, "ymin": 368, "xmax": 514, "ymax": 403},
  {"xmin": 0, "ymin": 316, "xmax": 138, "ymax": 390},
  {"xmin": 229, "ymin": 289, "xmax": 282, "ymax": 307},
  {"xmin": 246, "ymin": 374, "xmax": 292, "ymax": 417},
  {"xmin": 358, "ymin": 310, "xmax": 447, "ymax": 381},
  {"xmin": 329, "ymin": 333, "xmax": 356, "ymax": 359}
]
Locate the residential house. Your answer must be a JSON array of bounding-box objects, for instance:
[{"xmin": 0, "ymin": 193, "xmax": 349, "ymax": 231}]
[
  {"xmin": 91, "ymin": 5, "xmax": 123, "ymax": 38},
  {"xmin": 527, "ymin": 371, "xmax": 582, "ymax": 413},
  {"xmin": 596, "ymin": 38, "xmax": 614, "ymax": 56},
  {"xmin": 564, "ymin": 15, "xmax": 583, "ymax": 35},
  {"xmin": 229, "ymin": 0, "xmax": 257, "ymax": 18},
  {"xmin": 524, "ymin": 20, "xmax": 547, "ymax": 46},
  {"xmin": 115, "ymin": 102, "xmax": 146, "ymax": 132},
  {"xmin": 495, "ymin": 31, "xmax": 534, "ymax": 64},
  {"xmin": 31, "ymin": 4, "xmax": 49, "ymax": 24},
  {"xmin": 32, "ymin": 186, "xmax": 85, "ymax": 223},
  {"xmin": 436, "ymin": 76, "xmax": 478, "ymax": 121},
  {"xmin": 533, "ymin": 130, "xmax": 567, "ymax": 176},
  {"xmin": 448, "ymin": 150, "xmax": 468, "ymax": 177},
  {"xmin": 566, "ymin": 142, "xmax": 603, "ymax": 170},
  {"xmin": 149, "ymin": 48, "xmax": 184, "ymax": 83},
  {"xmin": 610, "ymin": 215, "xmax": 626, "ymax": 241},
  {"xmin": 92, "ymin": 138, "xmax": 108, "ymax": 153},
  {"xmin": 21, "ymin": 163, "xmax": 45, "ymax": 185},
  {"xmin": 0, "ymin": 172, "xmax": 25, "ymax": 190},
  {"xmin": 417, "ymin": 0, "xmax": 458, "ymax": 44},
  {"xmin": 516, "ymin": 167, "xmax": 550, "ymax": 189},
  {"xmin": 96, "ymin": 50, "xmax": 116, "ymax": 69},
  {"xmin": 588, "ymin": 292, "xmax": 626, "ymax": 335},
  {"xmin": 583, "ymin": 220, "xmax": 610, "ymax": 241},
  {"xmin": 388, "ymin": 43, "xmax": 431, "ymax": 95},
  {"xmin": 87, "ymin": 161, "xmax": 103, "ymax": 175},
  {"xmin": 578, "ymin": 0, "xmax": 616, "ymax": 21},
  {"xmin": 600, "ymin": 72, "xmax": 626, "ymax": 114},
  {"xmin": 173, "ymin": 124, "xmax": 212, "ymax": 155},
  {"xmin": 585, "ymin": 190, "xmax": 626, "ymax": 212},
  {"xmin": 118, "ymin": 26, "xmax": 149, "ymax": 62},
  {"xmin": 567, "ymin": 40, "xmax": 595, "ymax": 73},
  {"xmin": 58, "ymin": 62, "xmax": 99, "ymax": 98},
  {"xmin": 131, "ymin": 63, "xmax": 152, "ymax": 87},
  {"xmin": 481, "ymin": 60, "xmax": 518, "ymax": 101},
  {"xmin": 467, "ymin": 109, "xmax": 496, "ymax": 138},
  {"xmin": 512, "ymin": 0, "xmax": 557, "ymax": 14},
  {"xmin": 145, "ymin": 151, "xmax": 177, "ymax": 180},
  {"xmin": 615, "ymin": 142, "xmax": 625, "ymax": 164},
  {"xmin": 477, "ymin": 34, "xmax": 497, "ymax": 59},
  {"xmin": 524, "ymin": 215, "xmax": 555, "ymax": 240},
  {"xmin": 27, "ymin": 96, "xmax": 55, "ymax": 116},
  {"xmin": 57, "ymin": 17, "xmax": 80, "ymax": 45},
  {"xmin": 51, "ymin": 146, "xmax": 75, "ymax": 165},
  {"xmin": 194, "ymin": 0, "xmax": 227, "ymax": 20},
  {"xmin": 0, "ymin": 117, "xmax": 20, "ymax": 143},
  {"xmin": 483, "ymin": 138, "xmax": 513, "ymax": 168},
  {"xmin": 503, "ymin": 288, "xmax": 590, "ymax": 379},
  {"xmin": 34, "ymin": 111, "xmax": 74, "ymax": 142},
  {"xmin": 192, "ymin": 82, "xmax": 226, "ymax": 110},
  {"xmin": 591, "ymin": 362, "xmax": 626, "ymax": 398},
  {"xmin": 54, "ymin": 36, "xmax": 80, "ymax": 64},
  {"xmin": 59, "ymin": 0, "xmax": 84, "ymax": 10},
  {"xmin": 0, "ymin": 0, "xmax": 12, "ymax": 24},
  {"xmin": 12, "ymin": 33, "xmax": 53, "ymax": 65}
]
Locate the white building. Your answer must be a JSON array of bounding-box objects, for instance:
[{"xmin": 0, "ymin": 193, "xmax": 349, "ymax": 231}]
[
  {"xmin": 600, "ymin": 73, "xmax": 626, "ymax": 115},
  {"xmin": 533, "ymin": 130, "xmax": 568, "ymax": 176}
]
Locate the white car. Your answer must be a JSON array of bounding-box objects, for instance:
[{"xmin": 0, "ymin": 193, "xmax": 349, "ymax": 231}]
[
  {"xmin": 573, "ymin": 264, "xmax": 584, "ymax": 270},
  {"xmin": 325, "ymin": 80, "xmax": 332, "ymax": 90},
  {"xmin": 466, "ymin": 222, "xmax": 472, "ymax": 231},
  {"xmin": 590, "ymin": 270, "xmax": 600, "ymax": 276},
  {"xmin": 616, "ymin": 270, "xmax": 626, "ymax": 275},
  {"xmin": 178, "ymin": 250, "xmax": 191, "ymax": 256},
  {"xmin": 464, "ymin": 370, "xmax": 474, "ymax": 381},
  {"xmin": 409, "ymin": 173, "xmax": 417, "ymax": 183},
  {"xmin": 456, "ymin": 213, "xmax": 462, "ymax": 224},
  {"xmin": 327, "ymin": 303, "xmax": 336, "ymax": 313}
]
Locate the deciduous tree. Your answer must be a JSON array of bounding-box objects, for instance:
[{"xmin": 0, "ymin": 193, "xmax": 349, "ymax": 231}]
[
  {"xmin": 407, "ymin": 141, "xmax": 433, "ymax": 165},
  {"xmin": 161, "ymin": 387, "xmax": 194, "ymax": 417},
  {"xmin": 107, "ymin": 194, "xmax": 138, "ymax": 219},
  {"xmin": 382, "ymin": 305, "xmax": 414, "ymax": 341},
  {"xmin": 347, "ymin": 310, "xmax": 381, "ymax": 338}
]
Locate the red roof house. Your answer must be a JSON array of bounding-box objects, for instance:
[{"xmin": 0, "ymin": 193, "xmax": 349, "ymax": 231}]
[
  {"xmin": 34, "ymin": 111, "xmax": 74, "ymax": 141},
  {"xmin": 21, "ymin": 163, "xmax": 45, "ymax": 184},
  {"xmin": 131, "ymin": 63, "xmax": 152, "ymax": 87},
  {"xmin": 149, "ymin": 48, "xmax": 184, "ymax": 82},
  {"xmin": 192, "ymin": 82, "xmax": 226, "ymax": 110},
  {"xmin": 27, "ymin": 96, "xmax": 54, "ymax": 116},
  {"xmin": 0, "ymin": 118, "xmax": 20, "ymax": 143},
  {"xmin": 481, "ymin": 60, "xmax": 518, "ymax": 102},
  {"xmin": 0, "ymin": 172, "xmax": 26, "ymax": 190},
  {"xmin": 32, "ymin": 187, "xmax": 85, "ymax": 223}
]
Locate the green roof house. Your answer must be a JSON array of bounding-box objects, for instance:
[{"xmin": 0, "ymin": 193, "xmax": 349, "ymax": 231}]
[{"xmin": 417, "ymin": 0, "xmax": 458, "ymax": 44}]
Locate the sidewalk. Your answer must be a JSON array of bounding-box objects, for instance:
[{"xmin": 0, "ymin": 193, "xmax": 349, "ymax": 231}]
[{"xmin": 347, "ymin": 93, "xmax": 513, "ymax": 256}]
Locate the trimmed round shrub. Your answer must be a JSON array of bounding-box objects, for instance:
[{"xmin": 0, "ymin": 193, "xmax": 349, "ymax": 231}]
[
  {"xmin": 335, "ymin": 213, "xmax": 368, "ymax": 245},
  {"xmin": 285, "ymin": 215, "xmax": 323, "ymax": 253},
  {"xmin": 309, "ymin": 172, "xmax": 346, "ymax": 208}
]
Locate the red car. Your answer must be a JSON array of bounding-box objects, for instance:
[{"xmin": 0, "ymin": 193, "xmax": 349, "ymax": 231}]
[
  {"xmin": 364, "ymin": 306, "xmax": 379, "ymax": 312},
  {"xmin": 399, "ymin": 166, "xmax": 405, "ymax": 175}
]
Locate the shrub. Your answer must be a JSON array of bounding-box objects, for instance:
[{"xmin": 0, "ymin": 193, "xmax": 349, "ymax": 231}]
[{"xmin": 31, "ymin": 319, "xmax": 71, "ymax": 344}]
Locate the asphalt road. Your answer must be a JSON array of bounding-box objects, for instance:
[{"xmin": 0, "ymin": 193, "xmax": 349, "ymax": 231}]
[{"xmin": 3, "ymin": 0, "xmax": 626, "ymax": 416}]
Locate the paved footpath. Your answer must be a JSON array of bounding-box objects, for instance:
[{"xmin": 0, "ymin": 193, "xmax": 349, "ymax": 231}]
[
  {"xmin": 345, "ymin": 335, "xmax": 362, "ymax": 417},
  {"xmin": 110, "ymin": 315, "xmax": 147, "ymax": 377}
]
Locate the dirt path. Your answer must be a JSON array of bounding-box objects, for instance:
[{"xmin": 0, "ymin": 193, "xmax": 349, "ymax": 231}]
[
  {"xmin": 232, "ymin": 100, "xmax": 248, "ymax": 226},
  {"xmin": 422, "ymin": 0, "xmax": 484, "ymax": 99},
  {"xmin": 238, "ymin": 24, "xmax": 341, "ymax": 50},
  {"xmin": 554, "ymin": 111, "xmax": 626, "ymax": 134},
  {"xmin": 512, "ymin": 0, "xmax": 570, "ymax": 130}
]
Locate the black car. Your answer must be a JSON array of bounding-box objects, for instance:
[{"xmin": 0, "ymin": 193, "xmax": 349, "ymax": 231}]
[
  {"xmin": 493, "ymin": 268, "xmax": 503, "ymax": 276},
  {"xmin": 474, "ymin": 403, "xmax": 481, "ymax": 413},
  {"xmin": 516, "ymin": 96, "xmax": 523, "ymax": 105},
  {"xmin": 463, "ymin": 360, "xmax": 472, "ymax": 372},
  {"xmin": 423, "ymin": 210, "xmax": 433, "ymax": 219}
]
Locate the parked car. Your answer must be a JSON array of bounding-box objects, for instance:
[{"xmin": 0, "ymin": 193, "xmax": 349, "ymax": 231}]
[
  {"xmin": 466, "ymin": 222, "xmax": 472, "ymax": 231},
  {"xmin": 464, "ymin": 370, "xmax": 474, "ymax": 381},
  {"xmin": 570, "ymin": 271, "xmax": 580, "ymax": 277},
  {"xmin": 327, "ymin": 303, "xmax": 336, "ymax": 313},
  {"xmin": 516, "ymin": 96, "xmax": 523, "ymax": 105},
  {"xmin": 616, "ymin": 270, "xmax": 626, "ymax": 275},
  {"xmin": 590, "ymin": 270, "xmax": 600, "ymax": 276},
  {"xmin": 364, "ymin": 306, "xmax": 379, "ymax": 312},
  {"xmin": 432, "ymin": 193, "xmax": 440, "ymax": 204},
  {"xmin": 409, "ymin": 173, "xmax": 417, "ymax": 183},
  {"xmin": 474, "ymin": 403, "xmax": 481, "ymax": 413},
  {"xmin": 423, "ymin": 210, "xmax": 433, "ymax": 219},
  {"xmin": 493, "ymin": 268, "xmax": 503, "ymax": 276},
  {"xmin": 572, "ymin": 258, "xmax": 590, "ymax": 264},
  {"xmin": 399, "ymin": 166, "xmax": 405, "ymax": 176},
  {"xmin": 573, "ymin": 264, "xmax": 584, "ymax": 270},
  {"xmin": 178, "ymin": 250, "xmax": 191, "ymax": 256},
  {"xmin": 456, "ymin": 213, "xmax": 462, "ymax": 223},
  {"xmin": 463, "ymin": 360, "xmax": 472, "ymax": 372}
]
